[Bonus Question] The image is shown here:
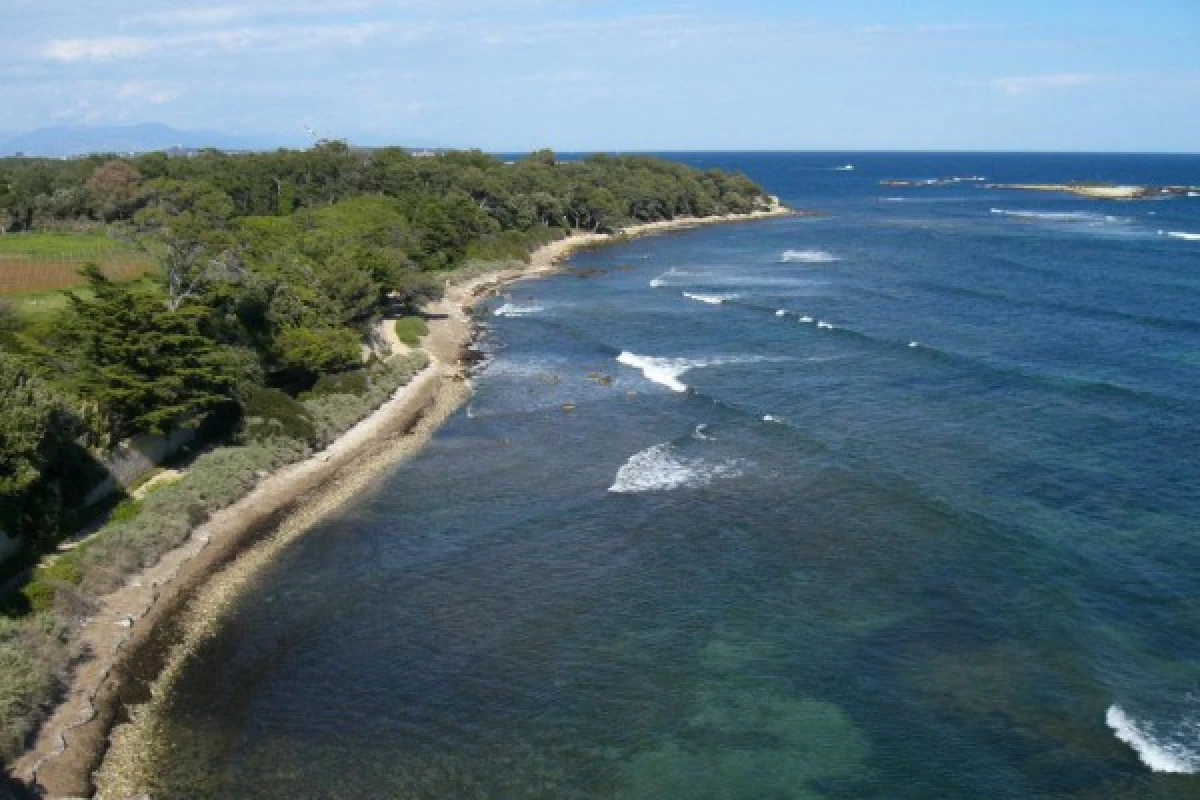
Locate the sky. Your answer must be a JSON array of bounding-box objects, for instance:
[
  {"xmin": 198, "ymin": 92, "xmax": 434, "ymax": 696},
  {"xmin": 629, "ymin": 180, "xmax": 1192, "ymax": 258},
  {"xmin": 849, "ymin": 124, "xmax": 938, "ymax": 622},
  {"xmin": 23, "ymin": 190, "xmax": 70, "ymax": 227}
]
[{"xmin": 2, "ymin": 0, "xmax": 1198, "ymax": 152}]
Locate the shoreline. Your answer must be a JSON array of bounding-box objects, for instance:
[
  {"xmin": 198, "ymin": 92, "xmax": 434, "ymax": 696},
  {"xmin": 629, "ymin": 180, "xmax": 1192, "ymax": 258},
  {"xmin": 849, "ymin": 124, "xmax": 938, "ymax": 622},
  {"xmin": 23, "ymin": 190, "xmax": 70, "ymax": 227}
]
[{"xmin": 13, "ymin": 202, "xmax": 795, "ymax": 798}]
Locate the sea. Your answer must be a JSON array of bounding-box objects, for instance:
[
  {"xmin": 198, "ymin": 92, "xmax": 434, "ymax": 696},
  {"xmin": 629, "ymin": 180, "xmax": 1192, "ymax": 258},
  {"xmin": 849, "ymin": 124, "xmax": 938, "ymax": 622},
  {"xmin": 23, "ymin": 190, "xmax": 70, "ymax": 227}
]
[{"xmin": 143, "ymin": 153, "xmax": 1200, "ymax": 799}]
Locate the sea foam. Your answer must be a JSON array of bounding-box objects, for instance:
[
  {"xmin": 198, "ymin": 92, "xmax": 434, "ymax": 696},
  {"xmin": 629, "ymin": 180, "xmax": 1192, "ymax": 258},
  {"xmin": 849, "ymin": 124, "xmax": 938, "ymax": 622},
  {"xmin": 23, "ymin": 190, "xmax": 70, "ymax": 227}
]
[
  {"xmin": 494, "ymin": 303, "xmax": 545, "ymax": 317},
  {"xmin": 616, "ymin": 352, "xmax": 691, "ymax": 392},
  {"xmin": 608, "ymin": 443, "xmax": 745, "ymax": 493},
  {"xmin": 1107, "ymin": 705, "xmax": 1200, "ymax": 774},
  {"xmin": 683, "ymin": 291, "xmax": 738, "ymax": 305},
  {"xmin": 990, "ymin": 209, "xmax": 1131, "ymax": 225},
  {"xmin": 616, "ymin": 352, "xmax": 779, "ymax": 393},
  {"xmin": 781, "ymin": 249, "xmax": 839, "ymax": 263}
]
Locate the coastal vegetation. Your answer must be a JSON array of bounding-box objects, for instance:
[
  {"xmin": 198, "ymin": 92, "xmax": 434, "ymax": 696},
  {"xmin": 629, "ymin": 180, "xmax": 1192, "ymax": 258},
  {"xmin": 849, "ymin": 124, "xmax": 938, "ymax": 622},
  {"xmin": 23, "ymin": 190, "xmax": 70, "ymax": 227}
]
[{"xmin": 0, "ymin": 143, "xmax": 771, "ymax": 770}]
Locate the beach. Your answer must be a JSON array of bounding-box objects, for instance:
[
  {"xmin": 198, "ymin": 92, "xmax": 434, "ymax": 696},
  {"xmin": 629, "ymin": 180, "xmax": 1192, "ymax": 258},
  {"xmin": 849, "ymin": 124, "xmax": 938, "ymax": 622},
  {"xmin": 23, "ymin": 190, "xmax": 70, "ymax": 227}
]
[{"xmin": 13, "ymin": 201, "xmax": 793, "ymax": 798}]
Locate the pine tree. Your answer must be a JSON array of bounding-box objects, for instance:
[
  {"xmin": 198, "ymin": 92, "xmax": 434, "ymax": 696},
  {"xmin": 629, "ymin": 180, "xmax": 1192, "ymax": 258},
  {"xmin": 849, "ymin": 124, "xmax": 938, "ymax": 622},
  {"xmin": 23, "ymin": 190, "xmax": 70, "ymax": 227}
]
[{"xmin": 68, "ymin": 265, "xmax": 238, "ymax": 440}]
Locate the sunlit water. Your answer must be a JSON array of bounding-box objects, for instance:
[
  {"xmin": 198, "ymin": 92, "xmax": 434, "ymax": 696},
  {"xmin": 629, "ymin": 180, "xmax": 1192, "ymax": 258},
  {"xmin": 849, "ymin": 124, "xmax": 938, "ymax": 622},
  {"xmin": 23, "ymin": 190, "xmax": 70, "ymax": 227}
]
[{"xmin": 146, "ymin": 154, "xmax": 1200, "ymax": 798}]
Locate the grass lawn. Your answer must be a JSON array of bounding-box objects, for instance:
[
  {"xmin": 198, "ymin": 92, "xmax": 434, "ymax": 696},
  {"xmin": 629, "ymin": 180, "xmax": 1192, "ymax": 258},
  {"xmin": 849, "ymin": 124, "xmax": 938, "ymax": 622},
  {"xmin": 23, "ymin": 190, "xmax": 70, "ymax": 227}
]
[{"xmin": 393, "ymin": 316, "xmax": 429, "ymax": 346}]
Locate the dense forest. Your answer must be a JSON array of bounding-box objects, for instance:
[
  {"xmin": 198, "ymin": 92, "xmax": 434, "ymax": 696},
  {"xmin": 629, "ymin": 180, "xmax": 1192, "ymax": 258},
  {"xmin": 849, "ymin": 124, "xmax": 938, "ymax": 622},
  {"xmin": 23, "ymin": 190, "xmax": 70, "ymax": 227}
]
[{"xmin": 0, "ymin": 143, "xmax": 771, "ymax": 769}]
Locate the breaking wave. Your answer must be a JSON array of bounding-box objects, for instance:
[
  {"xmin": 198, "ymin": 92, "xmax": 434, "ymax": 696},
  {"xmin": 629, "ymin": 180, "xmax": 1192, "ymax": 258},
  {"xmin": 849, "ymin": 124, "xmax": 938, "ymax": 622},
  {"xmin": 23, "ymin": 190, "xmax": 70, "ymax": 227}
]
[
  {"xmin": 683, "ymin": 292, "xmax": 739, "ymax": 305},
  {"xmin": 1107, "ymin": 705, "xmax": 1200, "ymax": 774},
  {"xmin": 608, "ymin": 443, "xmax": 746, "ymax": 493},
  {"xmin": 781, "ymin": 249, "xmax": 839, "ymax": 263},
  {"xmin": 990, "ymin": 209, "xmax": 1132, "ymax": 225},
  {"xmin": 615, "ymin": 352, "xmax": 780, "ymax": 393},
  {"xmin": 494, "ymin": 303, "xmax": 545, "ymax": 317}
]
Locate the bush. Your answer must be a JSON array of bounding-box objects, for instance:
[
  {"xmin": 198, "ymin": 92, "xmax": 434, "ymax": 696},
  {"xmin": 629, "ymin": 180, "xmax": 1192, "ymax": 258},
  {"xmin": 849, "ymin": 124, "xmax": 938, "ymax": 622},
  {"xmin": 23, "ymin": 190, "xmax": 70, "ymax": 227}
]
[
  {"xmin": 73, "ymin": 437, "xmax": 311, "ymax": 596},
  {"xmin": 302, "ymin": 352, "xmax": 429, "ymax": 445},
  {"xmin": 393, "ymin": 317, "xmax": 428, "ymax": 347},
  {"xmin": 20, "ymin": 555, "xmax": 85, "ymax": 613},
  {"xmin": 241, "ymin": 387, "xmax": 318, "ymax": 445},
  {"xmin": 274, "ymin": 326, "xmax": 363, "ymax": 377},
  {"xmin": 307, "ymin": 369, "xmax": 369, "ymax": 399},
  {"xmin": 108, "ymin": 498, "xmax": 143, "ymax": 525},
  {"xmin": 0, "ymin": 615, "xmax": 66, "ymax": 764}
]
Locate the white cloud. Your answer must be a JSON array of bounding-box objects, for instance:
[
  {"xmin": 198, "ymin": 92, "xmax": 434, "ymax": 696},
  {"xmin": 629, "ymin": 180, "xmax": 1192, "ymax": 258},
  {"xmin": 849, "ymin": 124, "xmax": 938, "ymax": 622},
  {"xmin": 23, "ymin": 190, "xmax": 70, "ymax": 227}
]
[
  {"xmin": 128, "ymin": 7, "xmax": 248, "ymax": 27},
  {"xmin": 43, "ymin": 22, "xmax": 403, "ymax": 63},
  {"xmin": 990, "ymin": 73, "xmax": 1112, "ymax": 95},
  {"xmin": 45, "ymin": 36, "xmax": 153, "ymax": 62},
  {"xmin": 116, "ymin": 80, "xmax": 179, "ymax": 104}
]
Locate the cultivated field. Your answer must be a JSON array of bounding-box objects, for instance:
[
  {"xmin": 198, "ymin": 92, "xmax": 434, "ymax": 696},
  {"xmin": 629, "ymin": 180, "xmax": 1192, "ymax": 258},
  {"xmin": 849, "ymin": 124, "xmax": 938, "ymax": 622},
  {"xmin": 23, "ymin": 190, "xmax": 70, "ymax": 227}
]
[{"xmin": 0, "ymin": 232, "xmax": 155, "ymax": 296}]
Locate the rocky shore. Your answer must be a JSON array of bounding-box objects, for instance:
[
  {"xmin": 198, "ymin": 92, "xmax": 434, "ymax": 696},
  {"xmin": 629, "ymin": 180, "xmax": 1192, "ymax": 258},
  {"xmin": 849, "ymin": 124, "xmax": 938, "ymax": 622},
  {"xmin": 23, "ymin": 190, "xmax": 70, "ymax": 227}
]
[{"xmin": 10, "ymin": 200, "xmax": 795, "ymax": 799}]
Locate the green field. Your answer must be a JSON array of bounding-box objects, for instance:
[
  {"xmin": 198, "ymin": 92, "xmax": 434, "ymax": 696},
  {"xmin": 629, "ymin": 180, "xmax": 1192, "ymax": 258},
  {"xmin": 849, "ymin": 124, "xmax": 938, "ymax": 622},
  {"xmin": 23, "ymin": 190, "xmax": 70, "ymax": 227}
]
[{"xmin": 0, "ymin": 232, "xmax": 154, "ymax": 297}]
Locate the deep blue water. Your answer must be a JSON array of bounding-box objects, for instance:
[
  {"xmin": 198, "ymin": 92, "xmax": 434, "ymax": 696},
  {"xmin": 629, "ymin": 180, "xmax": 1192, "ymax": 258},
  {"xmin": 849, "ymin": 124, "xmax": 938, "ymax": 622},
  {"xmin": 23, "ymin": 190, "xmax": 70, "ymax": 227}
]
[{"xmin": 151, "ymin": 154, "xmax": 1200, "ymax": 798}]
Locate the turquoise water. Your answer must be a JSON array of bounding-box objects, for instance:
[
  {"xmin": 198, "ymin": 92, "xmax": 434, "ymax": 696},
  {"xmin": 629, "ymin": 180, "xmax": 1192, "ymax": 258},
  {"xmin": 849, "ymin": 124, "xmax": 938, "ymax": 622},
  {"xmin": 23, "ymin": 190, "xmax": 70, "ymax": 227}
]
[{"xmin": 149, "ymin": 154, "xmax": 1200, "ymax": 798}]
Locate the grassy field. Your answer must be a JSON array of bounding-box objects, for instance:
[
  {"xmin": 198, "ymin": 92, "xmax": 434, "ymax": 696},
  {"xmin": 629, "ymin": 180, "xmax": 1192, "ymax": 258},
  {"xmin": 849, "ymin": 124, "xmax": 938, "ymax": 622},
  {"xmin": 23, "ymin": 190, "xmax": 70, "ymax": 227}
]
[{"xmin": 0, "ymin": 232, "xmax": 155, "ymax": 296}]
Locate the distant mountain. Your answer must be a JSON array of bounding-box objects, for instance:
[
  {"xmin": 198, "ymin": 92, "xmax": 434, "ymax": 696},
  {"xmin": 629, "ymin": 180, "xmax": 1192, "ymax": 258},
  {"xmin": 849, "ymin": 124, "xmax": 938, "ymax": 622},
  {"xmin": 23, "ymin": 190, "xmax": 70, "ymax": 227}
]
[{"xmin": 0, "ymin": 124, "xmax": 285, "ymax": 157}]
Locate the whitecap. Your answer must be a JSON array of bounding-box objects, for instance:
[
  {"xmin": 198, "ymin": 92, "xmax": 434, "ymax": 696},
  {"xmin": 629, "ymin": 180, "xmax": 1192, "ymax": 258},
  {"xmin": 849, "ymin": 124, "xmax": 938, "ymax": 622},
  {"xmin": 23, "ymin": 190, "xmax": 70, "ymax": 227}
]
[
  {"xmin": 608, "ymin": 443, "xmax": 745, "ymax": 493},
  {"xmin": 616, "ymin": 352, "xmax": 690, "ymax": 392},
  {"xmin": 649, "ymin": 268, "xmax": 706, "ymax": 288},
  {"xmin": 683, "ymin": 291, "xmax": 738, "ymax": 305},
  {"xmin": 762, "ymin": 414, "xmax": 783, "ymax": 423},
  {"xmin": 775, "ymin": 309, "xmax": 787, "ymax": 317},
  {"xmin": 494, "ymin": 303, "xmax": 545, "ymax": 317},
  {"xmin": 616, "ymin": 351, "xmax": 781, "ymax": 393},
  {"xmin": 693, "ymin": 423, "xmax": 713, "ymax": 440},
  {"xmin": 781, "ymin": 249, "xmax": 840, "ymax": 264},
  {"xmin": 990, "ymin": 208, "xmax": 1132, "ymax": 225},
  {"xmin": 1165, "ymin": 231, "xmax": 1200, "ymax": 241},
  {"xmin": 908, "ymin": 341, "xmax": 920, "ymax": 348},
  {"xmin": 1107, "ymin": 705, "xmax": 1200, "ymax": 774},
  {"xmin": 817, "ymin": 321, "xmax": 835, "ymax": 330},
  {"xmin": 798, "ymin": 315, "xmax": 814, "ymax": 324}
]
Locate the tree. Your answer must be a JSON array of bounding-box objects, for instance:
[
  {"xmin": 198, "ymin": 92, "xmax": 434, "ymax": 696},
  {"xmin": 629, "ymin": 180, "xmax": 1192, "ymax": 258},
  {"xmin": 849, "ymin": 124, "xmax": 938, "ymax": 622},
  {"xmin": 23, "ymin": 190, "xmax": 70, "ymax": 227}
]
[
  {"xmin": 134, "ymin": 179, "xmax": 237, "ymax": 311},
  {"xmin": 0, "ymin": 353, "xmax": 100, "ymax": 547},
  {"xmin": 273, "ymin": 325, "xmax": 362, "ymax": 378},
  {"xmin": 85, "ymin": 160, "xmax": 143, "ymax": 222},
  {"xmin": 68, "ymin": 265, "xmax": 241, "ymax": 439}
]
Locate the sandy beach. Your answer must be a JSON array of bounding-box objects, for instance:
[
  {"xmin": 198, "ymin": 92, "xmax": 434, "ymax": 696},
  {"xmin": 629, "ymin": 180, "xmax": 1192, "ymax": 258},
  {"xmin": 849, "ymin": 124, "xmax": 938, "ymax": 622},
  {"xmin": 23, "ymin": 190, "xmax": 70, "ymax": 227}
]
[{"xmin": 12, "ymin": 201, "xmax": 794, "ymax": 798}]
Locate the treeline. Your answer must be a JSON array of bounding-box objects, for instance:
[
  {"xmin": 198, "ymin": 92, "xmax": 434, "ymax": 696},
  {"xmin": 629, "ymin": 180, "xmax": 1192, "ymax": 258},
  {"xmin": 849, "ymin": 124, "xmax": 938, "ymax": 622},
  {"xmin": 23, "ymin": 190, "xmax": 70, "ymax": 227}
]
[{"xmin": 0, "ymin": 144, "xmax": 769, "ymax": 552}]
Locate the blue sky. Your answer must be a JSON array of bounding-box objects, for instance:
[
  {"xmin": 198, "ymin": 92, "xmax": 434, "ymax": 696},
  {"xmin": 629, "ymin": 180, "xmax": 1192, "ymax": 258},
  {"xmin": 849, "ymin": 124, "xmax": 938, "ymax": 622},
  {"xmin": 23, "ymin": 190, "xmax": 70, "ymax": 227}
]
[{"xmin": 2, "ymin": 0, "xmax": 1197, "ymax": 151}]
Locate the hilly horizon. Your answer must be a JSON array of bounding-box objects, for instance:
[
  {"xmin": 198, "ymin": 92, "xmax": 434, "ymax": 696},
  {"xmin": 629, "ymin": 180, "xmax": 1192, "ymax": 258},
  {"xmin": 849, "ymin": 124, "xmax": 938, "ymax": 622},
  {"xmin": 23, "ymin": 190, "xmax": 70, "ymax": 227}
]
[{"xmin": 0, "ymin": 123, "xmax": 297, "ymax": 158}]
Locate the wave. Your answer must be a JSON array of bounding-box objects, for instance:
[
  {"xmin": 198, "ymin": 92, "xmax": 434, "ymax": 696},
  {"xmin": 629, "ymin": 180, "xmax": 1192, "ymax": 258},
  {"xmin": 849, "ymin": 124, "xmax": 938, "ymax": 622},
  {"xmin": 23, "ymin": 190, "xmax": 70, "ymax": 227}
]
[
  {"xmin": 781, "ymin": 249, "xmax": 839, "ymax": 263},
  {"xmin": 1107, "ymin": 705, "xmax": 1200, "ymax": 774},
  {"xmin": 1164, "ymin": 231, "xmax": 1200, "ymax": 241},
  {"xmin": 649, "ymin": 268, "xmax": 707, "ymax": 288},
  {"xmin": 616, "ymin": 352, "xmax": 781, "ymax": 393},
  {"xmin": 608, "ymin": 443, "xmax": 745, "ymax": 493},
  {"xmin": 616, "ymin": 352, "xmax": 690, "ymax": 392},
  {"xmin": 493, "ymin": 303, "xmax": 545, "ymax": 317},
  {"xmin": 990, "ymin": 209, "xmax": 1132, "ymax": 225},
  {"xmin": 683, "ymin": 291, "xmax": 739, "ymax": 305}
]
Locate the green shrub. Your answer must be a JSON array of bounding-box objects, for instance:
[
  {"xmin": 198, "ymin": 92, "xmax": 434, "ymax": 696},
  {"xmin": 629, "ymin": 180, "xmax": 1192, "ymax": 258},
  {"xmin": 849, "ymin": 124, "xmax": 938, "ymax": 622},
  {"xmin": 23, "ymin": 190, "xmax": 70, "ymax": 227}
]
[
  {"xmin": 108, "ymin": 498, "xmax": 143, "ymax": 525},
  {"xmin": 307, "ymin": 369, "xmax": 369, "ymax": 398},
  {"xmin": 303, "ymin": 352, "xmax": 429, "ymax": 445},
  {"xmin": 241, "ymin": 387, "xmax": 318, "ymax": 445},
  {"xmin": 0, "ymin": 615, "xmax": 66, "ymax": 764},
  {"xmin": 75, "ymin": 437, "xmax": 310, "ymax": 595},
  {"xmin": 393, "ymin": 317, "xmax": 428, "ymax": 347}
]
